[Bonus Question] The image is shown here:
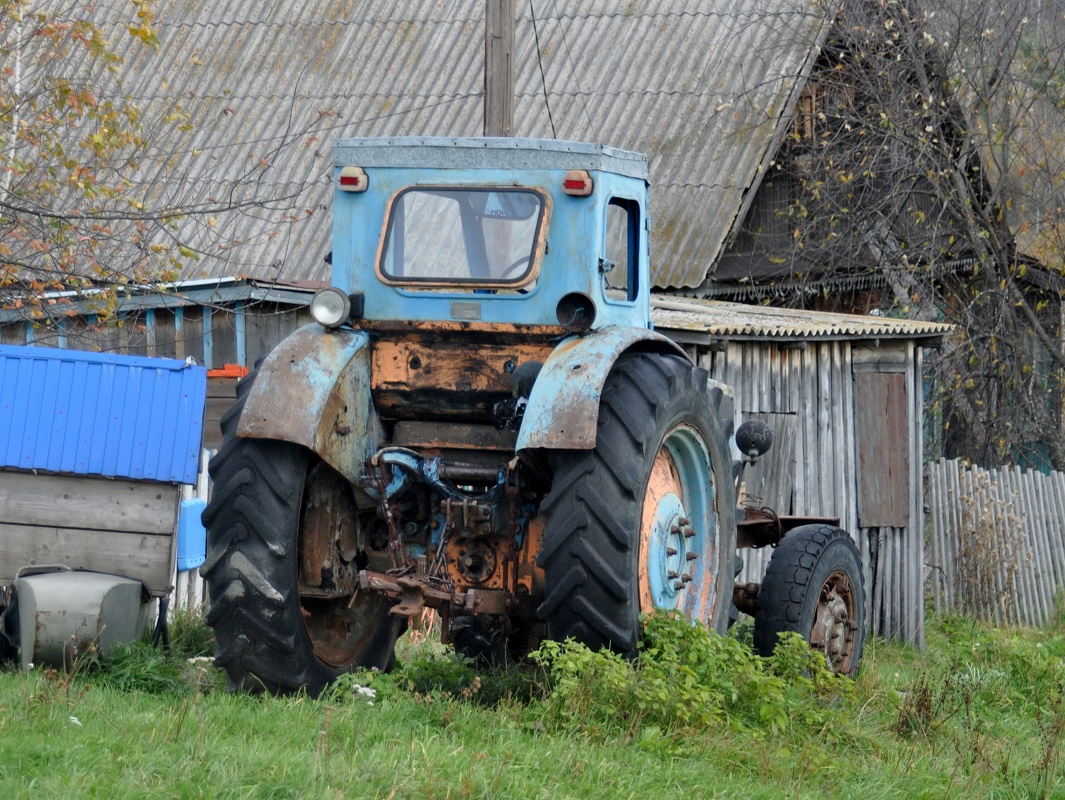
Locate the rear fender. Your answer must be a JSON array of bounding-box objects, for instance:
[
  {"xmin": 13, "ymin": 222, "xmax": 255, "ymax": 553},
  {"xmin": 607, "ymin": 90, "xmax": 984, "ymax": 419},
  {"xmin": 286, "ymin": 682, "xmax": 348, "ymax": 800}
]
[
  {"xmin": 237, "ymin": 324, "xmax": 382, "ymax": 488},
  {"xmin": 516, "ymin": 326, "xmax": 688, "ymax": 451}
]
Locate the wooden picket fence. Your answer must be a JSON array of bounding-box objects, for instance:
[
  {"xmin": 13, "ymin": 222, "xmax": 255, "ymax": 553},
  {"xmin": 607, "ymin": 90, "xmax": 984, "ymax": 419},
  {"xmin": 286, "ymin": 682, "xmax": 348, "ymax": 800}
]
[{"xmin": 926, "ymin": 459, "xmax": 1065, "ymax": 627}]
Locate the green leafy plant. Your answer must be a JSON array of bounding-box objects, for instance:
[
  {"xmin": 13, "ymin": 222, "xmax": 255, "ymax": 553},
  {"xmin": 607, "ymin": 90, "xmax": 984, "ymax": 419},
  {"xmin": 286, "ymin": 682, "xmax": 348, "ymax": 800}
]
[{"xmin": 532, "ymin": 612, "xmax": 854, "ymax": 741}]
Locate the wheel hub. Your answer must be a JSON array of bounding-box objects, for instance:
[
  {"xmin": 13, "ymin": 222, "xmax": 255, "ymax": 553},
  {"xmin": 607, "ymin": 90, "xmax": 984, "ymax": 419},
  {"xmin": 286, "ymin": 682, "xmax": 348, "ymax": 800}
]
[
  {"xmin": 646, "ymin": 496, "xmax": 690, "ymax": 606},
  {"xmin": 639, "ymin": 425, "xmax": 716, "ymax": 619},
  {"xmin": 298, "ymin": 462, "xmax": 392, "ymax": 669},
  {"xmin": 810, "ymin": 571, "xmax": 858, "ymax": 672}
]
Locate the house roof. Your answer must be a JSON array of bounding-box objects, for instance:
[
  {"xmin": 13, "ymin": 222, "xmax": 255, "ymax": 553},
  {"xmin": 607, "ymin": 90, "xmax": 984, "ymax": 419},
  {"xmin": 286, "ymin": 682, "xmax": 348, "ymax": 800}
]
[
  {"xmin": 51, "ymin": 0, "xmax": 828, "ymax": 290},
  {"xmin": 651, "ymin": 296, "xmax": 953, "ymax": 345}
]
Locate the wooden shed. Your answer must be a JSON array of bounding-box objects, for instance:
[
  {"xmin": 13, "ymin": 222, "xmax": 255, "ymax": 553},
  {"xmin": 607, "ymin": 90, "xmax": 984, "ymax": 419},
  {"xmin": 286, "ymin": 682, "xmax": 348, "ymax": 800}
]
[
  {"xmin": 651, "ymin": 297, "xmax": 952, "ymax": 645},
  {"xmin": 0, "ymin": 344, "xmax": 208, "ymax": 598},
  {"xmin": 2, "ymin": 288, "xmax": 952, "ymax": 646}
]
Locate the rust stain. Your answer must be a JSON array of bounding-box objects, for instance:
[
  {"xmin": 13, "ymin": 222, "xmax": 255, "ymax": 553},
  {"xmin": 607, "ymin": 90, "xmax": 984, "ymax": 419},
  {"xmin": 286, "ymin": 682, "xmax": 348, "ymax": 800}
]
[
  {"xmin": 358, "ymin": 319, "xmax": 566, "ymax": 339},
  {"xmin": 516, "ymin": 515, "xmax": 545, "ymax": 596},
  {"xmin": 638, "ymin": 447, "xmax": 679, "ymax": 615},
  {"xmin": 371, "ymin": 340, "xmax": 549, "ymax": 393}
]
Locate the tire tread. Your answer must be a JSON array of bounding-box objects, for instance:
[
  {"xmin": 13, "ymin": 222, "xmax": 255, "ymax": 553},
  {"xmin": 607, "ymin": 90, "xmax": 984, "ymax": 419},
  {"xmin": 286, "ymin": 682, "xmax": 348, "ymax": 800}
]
[{"xmin": 537, "ymin": 353, "xmax": 735, "ymax": 653}]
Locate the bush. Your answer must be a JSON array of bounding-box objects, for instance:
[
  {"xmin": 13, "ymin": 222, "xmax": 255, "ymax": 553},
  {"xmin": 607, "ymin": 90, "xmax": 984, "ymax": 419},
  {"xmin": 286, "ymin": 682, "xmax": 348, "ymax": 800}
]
[{"xmin": 532, "ymin": 612, "xmax": 853, "ymax": 739}]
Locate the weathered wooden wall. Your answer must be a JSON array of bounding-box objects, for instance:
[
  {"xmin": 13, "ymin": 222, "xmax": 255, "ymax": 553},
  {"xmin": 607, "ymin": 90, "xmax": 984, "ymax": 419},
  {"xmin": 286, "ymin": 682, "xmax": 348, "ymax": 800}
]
[
  {"xmin": 677, "ymin": 338, "xmax": 925, "ymax": 645},
  {"xmin": 0, "ymin": 302, "xmax": 311, "ymax": 370},
  {"xmin": 204, "ymin": 377, "xmax": 239, "ymax": 452},
  {"xmin": 927, "ymin": 459, "xmax": 1065, "ymax": 627},
  {"xmin": 0, "ymin": 471, "xmax": 180, "ymax": 596}
]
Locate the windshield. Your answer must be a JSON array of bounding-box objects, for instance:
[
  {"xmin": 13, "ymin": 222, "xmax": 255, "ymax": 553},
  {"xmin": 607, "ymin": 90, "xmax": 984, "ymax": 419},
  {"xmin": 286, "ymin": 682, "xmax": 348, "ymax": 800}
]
[{"xmin": 380, "ymin": 188, "xmax": 545, "ymax": 285}]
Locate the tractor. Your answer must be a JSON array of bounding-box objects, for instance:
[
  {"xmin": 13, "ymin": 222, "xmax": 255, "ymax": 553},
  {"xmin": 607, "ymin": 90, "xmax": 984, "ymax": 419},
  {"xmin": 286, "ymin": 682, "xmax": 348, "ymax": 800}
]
[{"xmin": 201, "ymin": 137, "xmax": 866, "ymax": 695}]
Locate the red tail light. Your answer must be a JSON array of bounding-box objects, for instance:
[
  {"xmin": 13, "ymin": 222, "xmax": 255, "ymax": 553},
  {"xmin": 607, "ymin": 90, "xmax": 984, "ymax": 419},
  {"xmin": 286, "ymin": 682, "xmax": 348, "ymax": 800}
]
[
  {"xmin": 337, "ymin": 166, "xmax": 368, "ymax": 192},
  {"xmin": 562, "ymin": 169, "xmax": 593, "ymax": 196}
]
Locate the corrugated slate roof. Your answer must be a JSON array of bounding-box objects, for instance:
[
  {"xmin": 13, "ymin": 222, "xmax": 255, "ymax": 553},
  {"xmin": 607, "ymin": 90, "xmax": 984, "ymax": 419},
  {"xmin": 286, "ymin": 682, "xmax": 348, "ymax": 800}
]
[
  {"xmin": 651, "ymin": 296, "xmax": 954, "ymax": 342},
  {"xmin": 0, "ymin": 345, "xmax": 208, "ymax": 483},
  {"xmin": 30, "ymin": 1, "xmax": 827, "ymax": 289}
]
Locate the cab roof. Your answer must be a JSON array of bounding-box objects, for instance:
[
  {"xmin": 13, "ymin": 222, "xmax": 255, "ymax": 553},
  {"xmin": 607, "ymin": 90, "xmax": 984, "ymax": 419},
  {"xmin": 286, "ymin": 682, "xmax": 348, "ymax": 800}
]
[{"xmin": 333, "ymin": 137, "xmax": 648, "ymax": 180}]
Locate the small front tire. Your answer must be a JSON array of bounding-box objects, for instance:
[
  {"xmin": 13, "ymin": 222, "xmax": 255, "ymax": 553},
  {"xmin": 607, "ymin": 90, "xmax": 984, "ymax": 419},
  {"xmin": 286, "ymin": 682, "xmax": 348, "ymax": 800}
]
[{"xmin": 753, "ymin": 524, "xmax": 866, "ymax": 675}]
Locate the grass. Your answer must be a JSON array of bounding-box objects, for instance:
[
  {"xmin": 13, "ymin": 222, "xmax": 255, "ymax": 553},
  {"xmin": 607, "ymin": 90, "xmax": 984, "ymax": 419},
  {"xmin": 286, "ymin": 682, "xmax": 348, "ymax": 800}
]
[{"xmin": 0, "ymin": 612, "xmax": 1063, "ymax": 799}]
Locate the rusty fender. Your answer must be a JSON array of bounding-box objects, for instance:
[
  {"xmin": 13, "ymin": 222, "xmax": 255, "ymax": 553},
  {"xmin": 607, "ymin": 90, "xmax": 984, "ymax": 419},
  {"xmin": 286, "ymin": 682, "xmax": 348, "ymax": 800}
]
[
  {"xmin": 515, "ymin": 325, "xmax": 688, "ymax": 451},
  {"xmin": 237, "ymin": 324, "xmax": 383, "ymax": 496}
]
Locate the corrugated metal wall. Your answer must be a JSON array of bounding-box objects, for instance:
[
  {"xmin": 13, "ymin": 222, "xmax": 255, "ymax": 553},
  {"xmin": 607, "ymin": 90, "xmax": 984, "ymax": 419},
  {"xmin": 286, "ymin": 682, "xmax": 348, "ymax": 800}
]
[
  {"xmin": 0, "ymin": 344, "xmax": 208, "ymax": 484},
  {"xmin": 694, "ymin": 338, "xmax": 925, "ymax": 645}
]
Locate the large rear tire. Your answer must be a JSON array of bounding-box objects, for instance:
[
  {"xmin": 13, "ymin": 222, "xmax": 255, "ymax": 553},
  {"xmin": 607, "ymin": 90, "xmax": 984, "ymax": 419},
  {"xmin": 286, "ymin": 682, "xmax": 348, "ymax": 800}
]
[
  {"xmin": 753, "ymin": 524, "xmax": 866, "ymax": 675},
  {"xmin": 537, "ymin": 352, "xmax": 736, "ymax": 654},
  {"xmin": 201, "ymin": 375, "xmax": 403, "ymax": 696}
]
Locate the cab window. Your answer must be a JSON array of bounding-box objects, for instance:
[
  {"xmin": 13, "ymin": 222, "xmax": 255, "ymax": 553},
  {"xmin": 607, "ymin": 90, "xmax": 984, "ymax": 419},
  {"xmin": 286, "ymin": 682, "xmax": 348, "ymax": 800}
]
[
  {"xmin": 380, "ymin": 188, "xmax": 544, "ymax": 286},
  {"xmin": 604, "ymin": 197, "xmax": 640, "ymax": 301}
]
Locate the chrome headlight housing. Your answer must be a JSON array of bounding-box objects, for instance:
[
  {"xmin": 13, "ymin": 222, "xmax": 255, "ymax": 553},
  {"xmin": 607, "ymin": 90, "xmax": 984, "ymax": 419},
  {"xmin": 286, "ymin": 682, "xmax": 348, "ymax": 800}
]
[{"xmin": 309, "ymin": 287, "xmax": 352, "ymax": 329}]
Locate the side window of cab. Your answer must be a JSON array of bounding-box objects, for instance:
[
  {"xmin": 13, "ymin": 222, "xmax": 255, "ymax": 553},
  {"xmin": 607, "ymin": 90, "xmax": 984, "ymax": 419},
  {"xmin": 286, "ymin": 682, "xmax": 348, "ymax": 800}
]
[{"xmin": 604, "ymin": 197, "xmax": 640, "ymax": 302}]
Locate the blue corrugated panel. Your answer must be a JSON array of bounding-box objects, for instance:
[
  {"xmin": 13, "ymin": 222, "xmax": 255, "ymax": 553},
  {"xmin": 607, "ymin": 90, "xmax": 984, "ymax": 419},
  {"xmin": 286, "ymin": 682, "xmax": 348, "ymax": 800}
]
[{"xmin": 0, "ymin": 344, "xmax": 208, "ymax": 484}]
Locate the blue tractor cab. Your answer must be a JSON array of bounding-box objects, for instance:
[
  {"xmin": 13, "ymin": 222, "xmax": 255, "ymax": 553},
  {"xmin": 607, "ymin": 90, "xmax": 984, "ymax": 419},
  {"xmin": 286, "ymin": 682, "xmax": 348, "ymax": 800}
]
[{"xmin": 329, "ymin": 137, "xmax": 652, "ymax": 331}]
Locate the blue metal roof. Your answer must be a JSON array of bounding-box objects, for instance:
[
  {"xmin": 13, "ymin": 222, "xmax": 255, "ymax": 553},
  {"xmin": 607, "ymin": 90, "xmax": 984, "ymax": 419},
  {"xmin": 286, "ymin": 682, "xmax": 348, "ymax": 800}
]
[{"xmin": 0, "ymin": 344, "xmax": 208, "ymax": 484}]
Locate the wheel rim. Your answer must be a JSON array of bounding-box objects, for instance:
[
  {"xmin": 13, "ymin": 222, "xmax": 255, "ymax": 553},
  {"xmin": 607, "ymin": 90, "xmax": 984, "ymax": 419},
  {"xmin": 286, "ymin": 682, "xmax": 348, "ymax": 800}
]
[
  {"xmin": 638, "ymin": 424, "xmax": 720, "ymax": 623},
  {"xmin": 810, "ymin": 570, "xmax": 859, "ymax": 673},
  {"xmin": 299, "ymin": 462, "xmax": 392, "ymax": 668}
]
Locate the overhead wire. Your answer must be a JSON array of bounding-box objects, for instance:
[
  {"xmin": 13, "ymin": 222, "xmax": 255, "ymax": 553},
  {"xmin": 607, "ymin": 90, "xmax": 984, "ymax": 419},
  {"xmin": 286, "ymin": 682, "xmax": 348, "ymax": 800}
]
[
  {"xmin": 528, "ymin": 0, "xmax": 557, "ymax": 139},
  {"xmin": 549, "ymin": 0, "xmax": 596, "ymax": 138}
]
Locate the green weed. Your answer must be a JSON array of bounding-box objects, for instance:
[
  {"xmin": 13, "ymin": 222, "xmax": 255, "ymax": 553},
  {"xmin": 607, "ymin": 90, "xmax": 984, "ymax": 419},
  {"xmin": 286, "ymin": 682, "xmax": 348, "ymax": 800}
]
[{"xmin": 532, "ymin": 612, "xmax": 853, "ymax": 743}]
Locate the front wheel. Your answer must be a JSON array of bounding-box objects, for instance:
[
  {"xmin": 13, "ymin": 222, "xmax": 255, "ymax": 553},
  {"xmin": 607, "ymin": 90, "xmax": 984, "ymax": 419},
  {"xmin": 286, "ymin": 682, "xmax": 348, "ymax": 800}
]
[
  {"xmin": 537, "ymin": 352, "xmax": 737, "ymax": 654},
  {"xmin": 753, "ymin": 525, "xmax": 866, "ymax": 675},
  {"xmin": 202, "ymin": 432, "xmax": 404, "ymax": 696}
]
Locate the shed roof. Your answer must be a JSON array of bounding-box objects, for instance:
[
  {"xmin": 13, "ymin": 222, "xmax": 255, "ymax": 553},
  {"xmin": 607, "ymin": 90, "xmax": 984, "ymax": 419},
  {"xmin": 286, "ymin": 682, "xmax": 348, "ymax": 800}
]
[
  {"xmin": 36, "ymin": 0, "xmax": 828, "ymax": 290},
  {"xmin": 651, "ymin": 297, "xmax": 953, "ymax": 345},
  {"xmin": 0, "ymin": 345, "xmax": 208, "ymax": 484}
]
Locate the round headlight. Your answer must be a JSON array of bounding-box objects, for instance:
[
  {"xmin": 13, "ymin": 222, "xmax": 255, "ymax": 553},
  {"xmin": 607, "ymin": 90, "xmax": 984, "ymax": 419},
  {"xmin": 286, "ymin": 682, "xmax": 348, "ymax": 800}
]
[{"xmin": 310, "ymin": 288, "xmax": 352, "ymax": 329}]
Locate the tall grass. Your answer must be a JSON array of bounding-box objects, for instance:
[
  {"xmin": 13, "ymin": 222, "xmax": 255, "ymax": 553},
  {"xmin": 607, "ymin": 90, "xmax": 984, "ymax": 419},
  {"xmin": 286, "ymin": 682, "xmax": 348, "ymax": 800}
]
[{"xmin": 0, "ymin": 613, "xmax": 1063, "ymax": 799}]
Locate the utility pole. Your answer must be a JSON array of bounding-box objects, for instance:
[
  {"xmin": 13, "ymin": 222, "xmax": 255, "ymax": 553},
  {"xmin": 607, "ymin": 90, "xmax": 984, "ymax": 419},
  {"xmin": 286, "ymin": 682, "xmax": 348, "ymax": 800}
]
[{"xmin": 484, "ymin": 0, "xmax": 514, "ymax": 136}]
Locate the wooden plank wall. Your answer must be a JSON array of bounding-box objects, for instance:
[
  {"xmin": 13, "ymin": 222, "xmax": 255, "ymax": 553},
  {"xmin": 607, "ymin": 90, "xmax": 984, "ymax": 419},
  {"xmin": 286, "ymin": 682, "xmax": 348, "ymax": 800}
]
[
  {"xmin": 0, "ymin": 471, "xmax": 180, "ymax": 596},
  {"xmin": 927, "ymin": 459, "xmax": 1065, "ymax": 627},
  {"xmin": 204, "ymin": 377, "xmax": 238, "ymax": 452},
  {"xmin": 695, "ymin": 338, "xmax": 925, "ymax": 645},
  {"xmin": 0, "ymin": 302, "xmax": 310, "ymax": 370}
]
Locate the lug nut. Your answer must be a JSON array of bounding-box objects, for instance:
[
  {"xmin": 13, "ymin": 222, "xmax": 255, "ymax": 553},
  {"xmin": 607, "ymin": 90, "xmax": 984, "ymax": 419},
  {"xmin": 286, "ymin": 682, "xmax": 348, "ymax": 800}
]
[
  {"xmin": 667, "ymin": 571, "xmax": 679, "ymax": 579},
  {"xmin": 670, "ymin": 525, "xmax": 681, "ymax": 535},
  {"xmin": 686, "ymin": 552, "xmax": 698, "ymax": 561},
  {"xmin": 666, "ymin": 547, "xmax": 678, "ymax": 556},
  {"xmin": 682, "ymin": 527, "xmax": 696, "ymax": 538},
  {"xmin": 677, "ymin": 517, "xmax": 690, "ymax": 526},
  {"xmin": 404, "ymin": 522, "xmax": 418, "ymax": 535},
  {"xmin": 673, "ymin": 580, "xmax": 685, "ymax": 590},
  {"xmin": 681, "ymin": 573, "xmax": 692, "ymax": 584}
]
